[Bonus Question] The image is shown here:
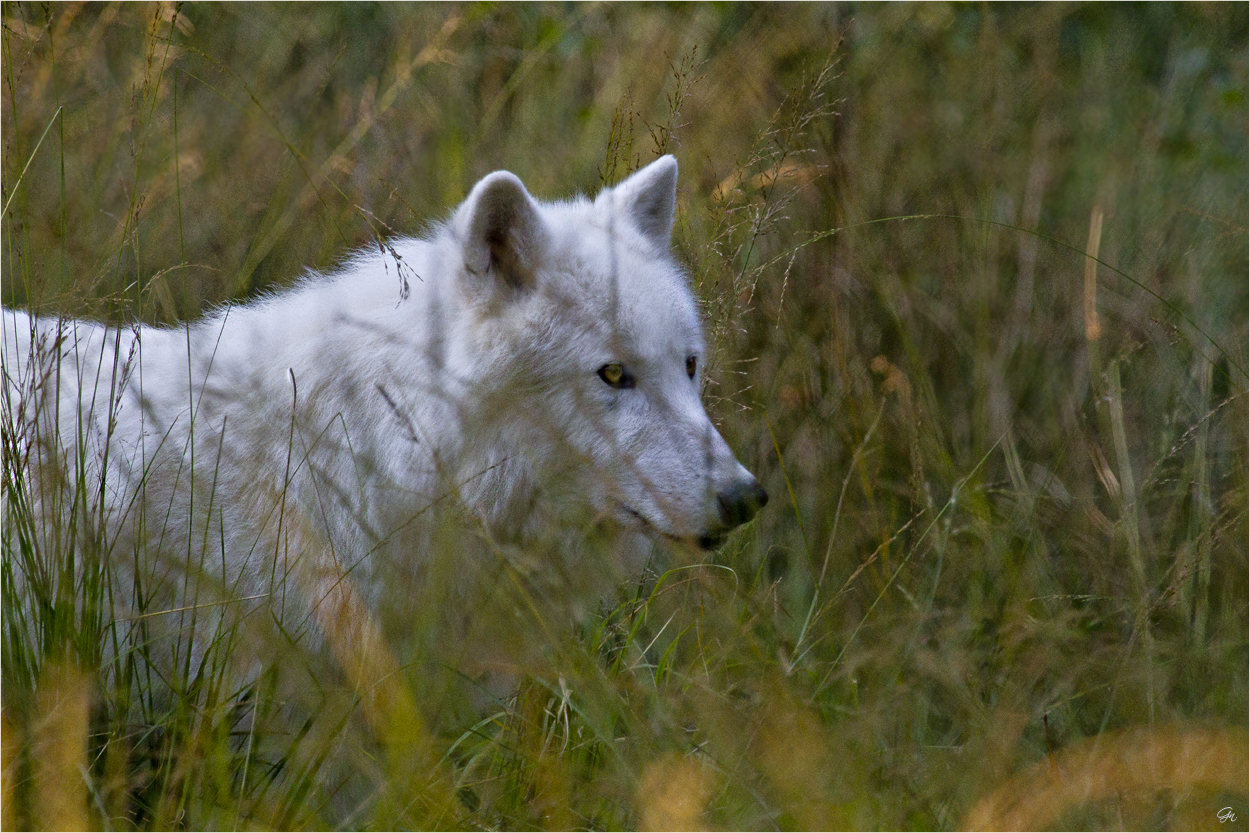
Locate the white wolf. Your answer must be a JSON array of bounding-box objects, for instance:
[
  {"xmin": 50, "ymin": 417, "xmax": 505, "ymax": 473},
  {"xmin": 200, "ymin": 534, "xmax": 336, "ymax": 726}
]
[{"xmin": 2, "ymin": 156, "xmax": 766, "ymax": 691}]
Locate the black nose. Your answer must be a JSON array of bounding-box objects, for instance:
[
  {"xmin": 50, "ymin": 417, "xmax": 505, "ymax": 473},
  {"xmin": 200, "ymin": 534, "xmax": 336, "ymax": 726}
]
[{"xmin": 716, "ymin": 478, "xmax": 769, "ymax": 530}]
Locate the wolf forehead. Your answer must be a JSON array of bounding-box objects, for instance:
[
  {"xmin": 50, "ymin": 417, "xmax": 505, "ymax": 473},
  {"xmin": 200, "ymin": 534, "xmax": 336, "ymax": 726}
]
[
  {"xmin": 545, "ymin": 225, "xmax": 704, "ymax": 352},
  {"xmin": 448, "ymin": 155, "xmax": 705, "ymax": 360}
]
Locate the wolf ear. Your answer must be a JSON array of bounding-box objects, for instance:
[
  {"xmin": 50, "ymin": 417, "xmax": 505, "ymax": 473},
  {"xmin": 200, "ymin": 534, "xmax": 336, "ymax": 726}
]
[
  {"xmin": 455, "ymin": 171, "xmax": 549, "ymax": 293},
  {"xmin": 611, "ymin": 155, "xmax": 678, "ymax": 249}
]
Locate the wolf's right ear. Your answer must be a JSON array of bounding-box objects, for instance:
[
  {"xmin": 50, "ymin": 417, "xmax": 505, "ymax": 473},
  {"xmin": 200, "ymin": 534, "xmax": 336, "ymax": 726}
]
[
  {"xmin": 455, "ymin": 171, "xmax": 549, "ymax": 293},
  {"xmin": 609, "ymin": 154, "xmax": 679, "ymax": 249}
]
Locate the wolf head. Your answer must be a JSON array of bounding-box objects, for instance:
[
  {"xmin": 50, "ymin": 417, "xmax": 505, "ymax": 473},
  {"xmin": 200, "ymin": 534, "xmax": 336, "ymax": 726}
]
[{"xmin": 449, "ymin": 156, "xmax": 767, "ymax": 551}]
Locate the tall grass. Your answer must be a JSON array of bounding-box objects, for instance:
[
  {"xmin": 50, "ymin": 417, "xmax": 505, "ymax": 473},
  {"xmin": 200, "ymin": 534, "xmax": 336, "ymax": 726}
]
[{"xmin": 3, "ymin": 3, "xmax": 1247, "ymax": 830}]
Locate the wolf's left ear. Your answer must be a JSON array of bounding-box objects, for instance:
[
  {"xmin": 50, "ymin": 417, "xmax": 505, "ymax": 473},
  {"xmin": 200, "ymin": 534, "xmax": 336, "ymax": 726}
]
[
  {"xmin": 611, "ymin": 155, "xmax": 678, "ymax": 249},
  {"xmin": 455, "ymin": 171, "xmax": 550, "ymax": 293}
]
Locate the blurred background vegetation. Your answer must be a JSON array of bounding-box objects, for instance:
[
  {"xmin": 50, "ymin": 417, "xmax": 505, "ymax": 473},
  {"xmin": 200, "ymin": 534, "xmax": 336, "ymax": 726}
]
[{"xmin": 2, "ymin": 2, "xmax": 1247, "ymax": 829}]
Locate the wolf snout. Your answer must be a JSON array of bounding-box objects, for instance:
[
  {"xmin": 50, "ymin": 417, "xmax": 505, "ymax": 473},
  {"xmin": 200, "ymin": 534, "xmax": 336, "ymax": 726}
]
[
  {"xmin": 696, "ymin": 476, "xmax": 768, "ymax": 550},
  {"xmin": 717, "ymin": 478, "xmax": 769, "ymax": 528}
]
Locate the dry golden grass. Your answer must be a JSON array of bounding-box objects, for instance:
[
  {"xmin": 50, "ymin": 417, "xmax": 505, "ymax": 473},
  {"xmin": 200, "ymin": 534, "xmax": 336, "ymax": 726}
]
[
  {"xmin": 965, "ymin": 724, "xmax": 1249, "ymax": 831},
  {"xmin": 638, "ymin": 754, "xmax": 715, "ymax": 831},
  {"xmin": 31, "ymin": 663, "xmax": 91, "ymax": 831}
]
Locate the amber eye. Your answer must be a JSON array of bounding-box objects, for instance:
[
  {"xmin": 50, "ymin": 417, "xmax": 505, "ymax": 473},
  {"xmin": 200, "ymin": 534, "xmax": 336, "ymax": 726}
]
[
  {"xmin": 597, "ymin": 362, "xmax": 634, "ymax": 389},
  {"xmin": 686, "ymin": 355, "xmax": 697, "ymax": 379}
]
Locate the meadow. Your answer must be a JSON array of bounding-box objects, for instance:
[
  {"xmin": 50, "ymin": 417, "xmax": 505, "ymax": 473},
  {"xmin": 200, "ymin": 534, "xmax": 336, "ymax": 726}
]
[{"xmin": 2, "ymin": 3, "xmax": 1247, "ymax": 829}]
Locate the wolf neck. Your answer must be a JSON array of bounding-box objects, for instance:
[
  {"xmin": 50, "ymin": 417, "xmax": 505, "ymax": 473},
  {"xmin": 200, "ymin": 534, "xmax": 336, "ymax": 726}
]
[
  {"xmin": 193, "ymin": 238, "xmax": 542, "ymax": 542},
  {"xmin": 114, "ymin": 233, "xmax": 551, "ymax": 555}
]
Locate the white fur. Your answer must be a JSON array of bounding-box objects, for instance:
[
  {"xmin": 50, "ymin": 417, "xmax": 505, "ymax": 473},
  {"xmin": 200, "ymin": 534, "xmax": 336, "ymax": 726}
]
[{"xmin": 2, "ymin": 156, "xmax": 765, "ymax": 665}]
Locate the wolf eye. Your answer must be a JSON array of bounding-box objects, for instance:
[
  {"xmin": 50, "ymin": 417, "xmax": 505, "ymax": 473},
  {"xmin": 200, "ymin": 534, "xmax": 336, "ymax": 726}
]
[
  {"xmin": 686, "ymin": 355, "xmax": 697, "ymax": 379},
  {"xmin": 597, "ymin": 362, "xmax": 635, "ymax": 389}
]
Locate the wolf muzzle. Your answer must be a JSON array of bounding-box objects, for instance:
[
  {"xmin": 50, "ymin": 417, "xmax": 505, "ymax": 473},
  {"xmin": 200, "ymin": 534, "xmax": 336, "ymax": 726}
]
[{"xmin": 699, "ymin": 477, "xmax": 768, "ymax": 550}]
